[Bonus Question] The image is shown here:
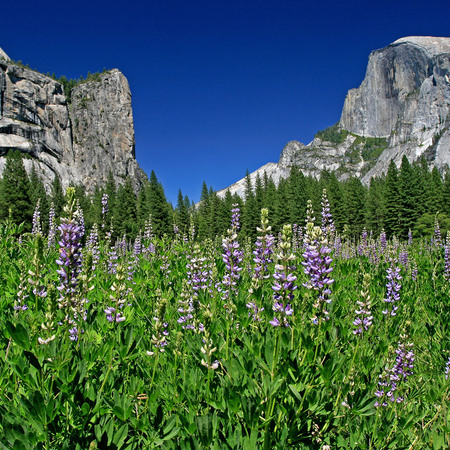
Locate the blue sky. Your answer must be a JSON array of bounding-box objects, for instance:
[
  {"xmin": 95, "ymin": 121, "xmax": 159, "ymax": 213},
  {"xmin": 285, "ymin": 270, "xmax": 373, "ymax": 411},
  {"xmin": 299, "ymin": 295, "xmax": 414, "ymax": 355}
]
[{"xmin": 1, "ymin": 0, "xmax": 449, "ymax": 204}]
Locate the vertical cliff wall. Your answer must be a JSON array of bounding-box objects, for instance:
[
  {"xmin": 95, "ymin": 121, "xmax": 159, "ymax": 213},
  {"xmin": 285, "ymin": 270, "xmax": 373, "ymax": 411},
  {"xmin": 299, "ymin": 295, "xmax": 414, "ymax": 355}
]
[{"xmin": 0, "ymin": 48, "xmax": 146, "ymax": 191}]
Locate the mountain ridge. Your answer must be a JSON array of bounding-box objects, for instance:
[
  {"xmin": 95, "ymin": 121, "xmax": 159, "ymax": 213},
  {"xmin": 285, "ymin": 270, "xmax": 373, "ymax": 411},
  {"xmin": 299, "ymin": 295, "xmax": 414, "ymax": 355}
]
[{"xmin": 217, "ymin": 36, "xmax": 450, "ymax": 199}]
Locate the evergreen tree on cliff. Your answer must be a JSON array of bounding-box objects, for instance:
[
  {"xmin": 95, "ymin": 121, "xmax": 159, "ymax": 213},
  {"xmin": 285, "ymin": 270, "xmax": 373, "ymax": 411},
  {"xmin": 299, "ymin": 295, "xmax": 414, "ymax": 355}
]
[{"xmin": 0, "ymin": 150, "xmax": 33, "ymax": 229}]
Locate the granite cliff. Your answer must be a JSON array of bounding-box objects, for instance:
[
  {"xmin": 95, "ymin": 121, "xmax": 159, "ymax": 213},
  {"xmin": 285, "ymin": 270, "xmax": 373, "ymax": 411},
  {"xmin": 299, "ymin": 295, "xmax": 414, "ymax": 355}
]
[
  {"xmin": 218, "ymin": 36, "xmax": 450, "ymax": 198},
  {"xmin": 0, "ymin": 47, "xmax": 145, "ymax": 191}
]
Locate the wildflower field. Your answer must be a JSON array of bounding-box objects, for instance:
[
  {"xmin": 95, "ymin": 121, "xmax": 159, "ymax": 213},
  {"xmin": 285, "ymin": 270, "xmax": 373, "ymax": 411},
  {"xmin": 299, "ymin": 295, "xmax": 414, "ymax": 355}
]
[{"xmin": 0, "ymin": 190, "xmax": 449, "ymax": 449}]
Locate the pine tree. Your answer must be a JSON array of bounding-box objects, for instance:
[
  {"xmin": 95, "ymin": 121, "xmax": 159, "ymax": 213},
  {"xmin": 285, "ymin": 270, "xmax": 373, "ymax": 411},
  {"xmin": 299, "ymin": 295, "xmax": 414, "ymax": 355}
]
[
  {"xmin": 364, "ymin": 177, "xmax": 385, "ymax": 235},
  {"xmin": 323, "ymin": 171, "xmax": 346, "ymax": 233},
  {"xmin": 430, "ymin": 167, "xmax": 444, "ymax": 213},
  {"xmin": 175, "ymin": 189, "xmax": 190, "ymax": 234},
  {"xmin": 343, "ymin": 177, "xmax": 366, "ymax": 238},
  {"xmin": 383, "ymin": 160, "xmax": 401, "ymax": 238},
  {"xmin": 442, "ymin": 171, "xmax": 450, "ymax": 216},
  {"xmin": 137, "ymin": 184, "xmax": 150, "ymax": 230},
  {"xmin": 147, "ymin": 170, "xmax": 171, "ymax": 238},
  {"xmin": 0, "ymin": 150, "xmax": 33, "ymax": 230},
  {"xmin": 51, "ymin": 174, "xmax": 65, "ymax": 220},
  {"xmin": 398, "ymin": 156, "xmax": 420, "ymax": 239},
  {"xmin": 287, "ymin": 166, "xmax": 307, "ymax": 226},
  {"xmin": 273, "ymin": 179, "xmax": 291, "ymax": 233},
  {"xmin": 29, "ymin": 164, "xmax": 49, "ymax": 232},
  {"xmin": 197, "ymin": 181, "xmax": 211, "ymax": 240},
  {"xmin": 242, "ymin": 170, "xmax": 258, "ymax": 239},
  {"xmin": 113, "ymin": 177, "xmax": 138, "ymax": 238}
]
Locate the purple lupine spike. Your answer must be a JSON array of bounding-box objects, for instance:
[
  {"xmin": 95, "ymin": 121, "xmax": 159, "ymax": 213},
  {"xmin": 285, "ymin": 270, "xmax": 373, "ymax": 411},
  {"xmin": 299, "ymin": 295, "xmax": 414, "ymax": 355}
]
[
  {"xmin": 445, "ymin": 357, "xmax": 450, "ymax": 379},
  {"xmin": 379, "ymin": 229, "xmax": 387, "ymax": 254},
  {"xmin": 399, "ymin": 249, "xmax": 409, "ymax": 270},
  {"xmin": 86, "ymin": 224, "xmax": 100, "ymax": 270},
  {"xmin": 220, "ymin": 204, "xmax": 243, "ymax": 308},
  {"xmin": 321, "ymin": 189, "xmax": 335, "ymax": 242},
  {"xmin": 353, "ymin": 273, "xmax": 373, "ymax": 335},
  {"xmin": 48, "ymin": 202, "xmax": 56, "ymax": 248},
  {"xmin": 32, "ymin": 200, "xmax": 42, "ymax": 236},
  {"xmin": 101, "ymin": 193, "xmax": 109, "ymax": 229},
  {"xmin": 382, "ymin": 266, "xmax": 402, "ymax": 317},
  {"xmin": 302, "ymin": 214, "xmax": 334, "ymax": 325},
  {"xmin": 375, "ymin": 341, "xmax": 414, "ymax": 407},
  {"xmin": 134, "ymin": 231, "xmax": 142, "ymax": 256},
  {"xmin": 270, "ymin": 224, "xmax": 296, "ymax": 327},
  {"xmin": 251, "ymin": 208, "xmax": 275, "ymax": 283},
  {"xmin": 147, "ymin": 290, "xmax": 169, "ymax": 354},
  {"xmin": 56, "ymin": 220, "xmax": 82, "ymax": 307},
  {"xmin": 74, "ymin": 201, "xmax": 85, "ymax": 238},
  {"xmin": 444, "ymin": 232, "xmax": 450, "ymax": 282},
  {"xmin": 434, "ymin": 217, "xmax": 442, "ymax": 247}
]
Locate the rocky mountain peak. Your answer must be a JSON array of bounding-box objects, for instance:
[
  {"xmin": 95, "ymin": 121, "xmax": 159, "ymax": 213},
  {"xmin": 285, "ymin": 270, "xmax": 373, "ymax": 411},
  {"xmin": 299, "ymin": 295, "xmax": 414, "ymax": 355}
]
[
  {"xmin": 218, "ymin": 36, "xmax": 450, "ymax": 198},
  {"xmin": 392, "ymin": 36, "xmax": 450, "ymax": 57},
  {"xmin": 0, "ymin": 47, "xmax": 9, "ymax": 61}
]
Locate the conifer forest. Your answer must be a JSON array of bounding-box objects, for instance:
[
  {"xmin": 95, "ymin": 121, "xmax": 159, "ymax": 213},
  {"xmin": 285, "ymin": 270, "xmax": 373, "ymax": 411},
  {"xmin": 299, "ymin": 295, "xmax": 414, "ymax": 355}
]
[{"xmin": 0, "ymin": 150, "xmax": 449, "ymax": 448}]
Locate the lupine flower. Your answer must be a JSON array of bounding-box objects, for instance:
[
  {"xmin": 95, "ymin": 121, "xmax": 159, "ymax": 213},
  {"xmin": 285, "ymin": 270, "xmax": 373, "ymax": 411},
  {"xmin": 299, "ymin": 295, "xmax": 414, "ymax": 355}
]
[
  {"xmin": 408, "ymin": 229, "xmax": 413, "ymax": 246},
  {"xmin": 85, "ymin": 224, "xmax": 100, "ymax": 270},
  {"xmin": 104, "ymin": 306, "xmax": 126, "ymax": 323},
  {"xmin": 48, "ymin": 202, "xmax": 56, "ymax": 248},
  {"xmin": 14, "ymin": 273, "xmax": 29, "ymax": 312},
  {"xmin": 382, "ymin": 266, "xmax": 402, "ymax": 317},
  {"xmin": 104, "ymin": 263, "xmax": 132, "ymax": 325},
  {"xmin": 133, "ymin": 231, "xmax": 143, "ymax": 256},
  {"xmin": 270, "ymin": 224, "xmax": 296, "ymax": 327},
  {"xmin": 444, "ymin": 231, "xmax": 450, "ymax": 281},
  {"xmin": 246, "ymin": 301, "xmax": 264, "ymax": 322},
  {"xmin": 147, "ymin": 289, "xmax": 169, "ymax": 354},
  {"xmin": 32, "ymin": 200, "xmax": 42, "ymax": 236},
  {"xmin": 177, "ymin": 279, "xmax": 196, "ymax": 330},
  {"xmin": 379, "ymin": 229, "xmax": 387, "ymax": 254},
  {"xmin": 445, "ymin": 357, "xmax": 450, "ymax": 379},
  {"xmin": 56, "ymin": 193, "xmax": 83, "ymax": 312},
  {"xmin": 220, "ymin": 204, "xmax": 243, "ymax": 310},
  {"xmin": 69, "ymin": 326, "xmax": 80, "ymax": 341},
  {"xmin": 74, "ymin": 200, "xmax": 85, "ymax": 238},
  {"xmin": 358, "ymin": 228, "xmax": 369, "ymax": 257},
  {"xmin": 353, "ymin": 273, "xmax": 373, "ymax": 335},
  {"xmin": 251, "ymin": 208, "xmax": 275, "ymax": 286},
  {"xmin": 101, "ymin": 193, "xmax": 109, "ymax": 229},
  {"xmin": 411, "ymin": 260, "xmax": 418, "ymax": 282},
  {"xmin": 375, "ymin": 340, "xmax": 414, "ymax": 407},
  {"xmin": 200, "ymin": 326, "xmax": 219, "ymax": 370},
  {"xmin": 321, "ymin": 189, "xmax": 335, "ymax": 242},
  {"xmin": 434, "ymin": 217, "xmax": 442, "ymax": 247},
  {"xmin": 302, "ymin": 205, "xmax": 334, "ymax": 325},
  {"xmin": 399, "ymin": 249, "xmax": 409, "ymax": 270}
]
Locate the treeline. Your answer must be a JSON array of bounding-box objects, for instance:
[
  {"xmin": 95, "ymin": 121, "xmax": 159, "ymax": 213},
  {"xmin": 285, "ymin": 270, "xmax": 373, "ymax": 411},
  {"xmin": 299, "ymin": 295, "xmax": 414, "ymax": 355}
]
[{"xmin": 0, "ymin": 150, "xmax": 449, "ymax": 242}]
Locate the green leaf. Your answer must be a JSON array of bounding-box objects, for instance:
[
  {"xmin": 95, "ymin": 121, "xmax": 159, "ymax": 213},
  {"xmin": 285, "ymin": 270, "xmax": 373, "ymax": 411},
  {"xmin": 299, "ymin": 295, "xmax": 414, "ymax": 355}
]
[
  {"xmin": 5, "ymin": 321, "xmax": 30, "ymax": 350},
  {"xmin": 113, "ymin": 423, "xmax": 128, "ymax": 448},
  {"xmin": 24, "ymin": 351, "xmax": 41, "ymax": 371}
]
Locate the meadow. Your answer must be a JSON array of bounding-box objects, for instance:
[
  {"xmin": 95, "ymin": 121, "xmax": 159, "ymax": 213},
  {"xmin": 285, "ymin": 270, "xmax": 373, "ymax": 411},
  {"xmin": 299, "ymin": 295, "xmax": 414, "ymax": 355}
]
[{"xmin": 0, "ymin": 190, "xmax": 449, "ymax": 449}]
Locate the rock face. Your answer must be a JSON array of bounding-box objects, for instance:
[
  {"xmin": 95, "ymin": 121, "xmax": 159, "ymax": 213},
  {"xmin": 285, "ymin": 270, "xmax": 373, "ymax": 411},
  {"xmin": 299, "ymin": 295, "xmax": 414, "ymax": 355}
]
[
  {"xmin": 0, "ymin": 47, "xmax": 145, "ymax": 191},
  {"xmin": 218, "ymin": 36, "xmax": 450, "ymax": 198},
  {"xmin": 70, "ymin": 69, "xmax": 144, "ymax": 192}
]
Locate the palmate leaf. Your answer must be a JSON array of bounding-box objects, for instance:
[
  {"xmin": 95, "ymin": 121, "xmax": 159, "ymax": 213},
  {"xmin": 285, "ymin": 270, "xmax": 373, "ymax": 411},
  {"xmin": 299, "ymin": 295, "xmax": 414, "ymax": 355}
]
[{"xmin": 5, "ymin": 321, "xmax": 31, "ymax": 351}]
